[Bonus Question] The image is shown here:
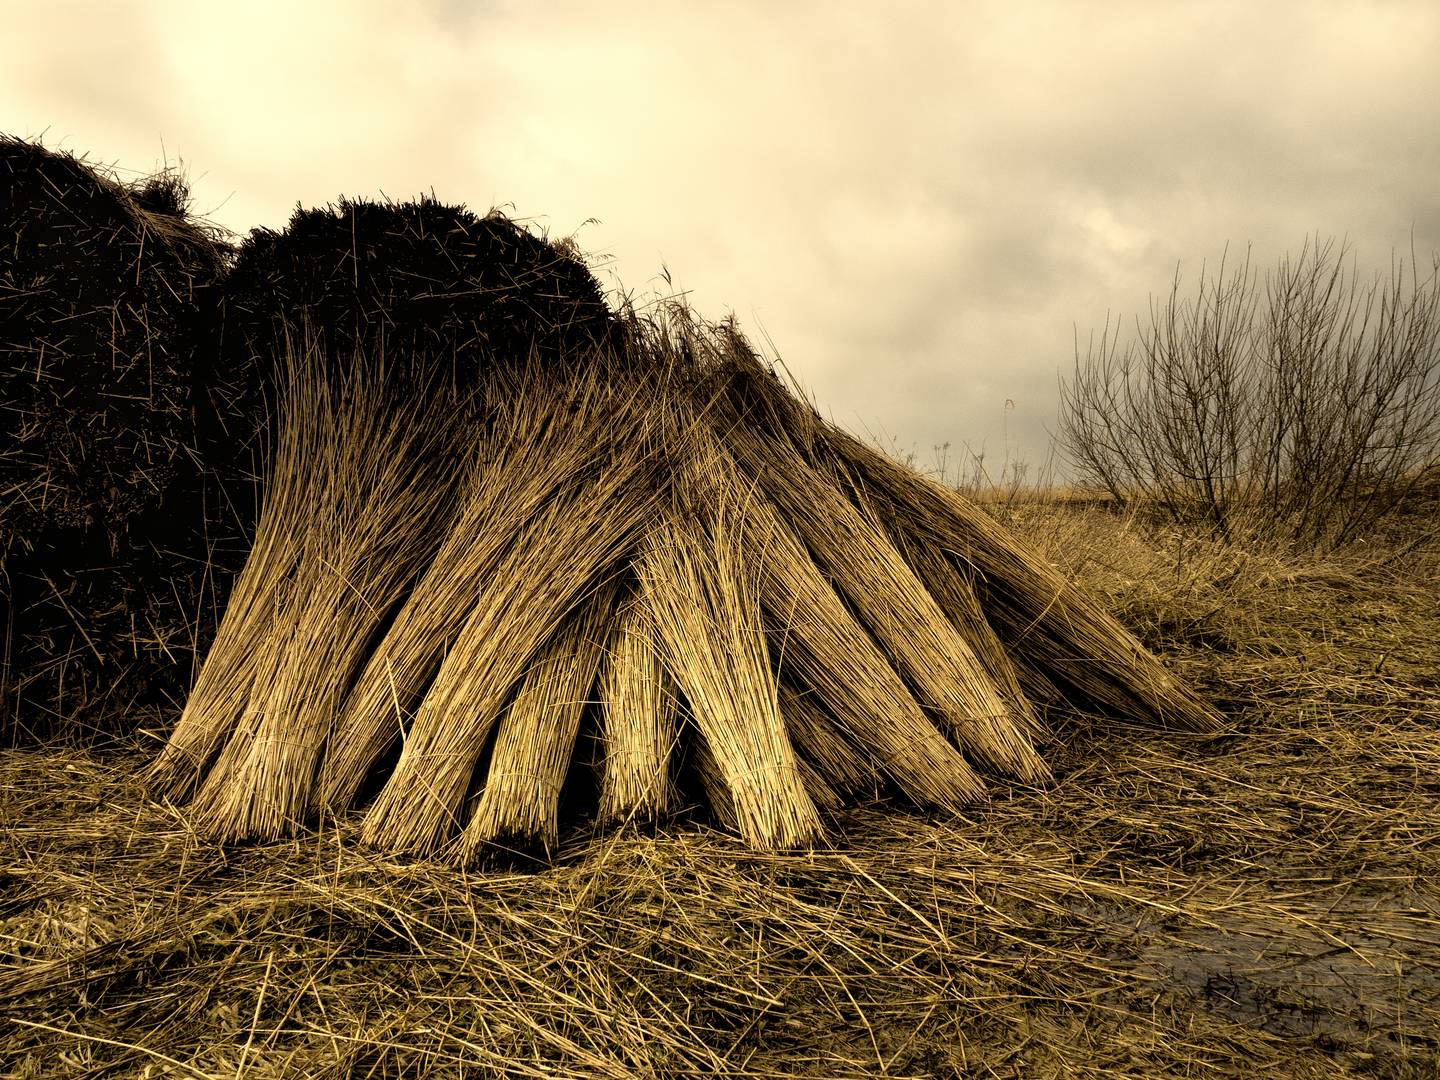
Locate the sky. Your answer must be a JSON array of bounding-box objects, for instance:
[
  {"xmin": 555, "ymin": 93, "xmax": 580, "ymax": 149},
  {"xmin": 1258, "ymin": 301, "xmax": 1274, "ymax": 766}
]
[{"xmin": 5, "ymin": 0, "xmax": 1438, "ymax": 479}]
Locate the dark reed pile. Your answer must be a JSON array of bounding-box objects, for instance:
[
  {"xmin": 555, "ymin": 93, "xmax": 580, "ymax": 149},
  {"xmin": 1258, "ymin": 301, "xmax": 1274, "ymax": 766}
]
[
  {"xmin": 0, "ymin": 136, "xmax": 236, "ymax": 741},
  {"xmin": 218, "ymin": 194, "xmax": 621, "ymax": 406},
  {"xmin": 152, "ymin": 295, "xmax": 1223, "ymax": 862}
]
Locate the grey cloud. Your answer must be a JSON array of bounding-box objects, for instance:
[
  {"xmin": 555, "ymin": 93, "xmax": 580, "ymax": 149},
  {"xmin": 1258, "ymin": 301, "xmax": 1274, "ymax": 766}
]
[{"xmin": 5, "ymin": 0, "xmax": 1438, "ymax": 475}]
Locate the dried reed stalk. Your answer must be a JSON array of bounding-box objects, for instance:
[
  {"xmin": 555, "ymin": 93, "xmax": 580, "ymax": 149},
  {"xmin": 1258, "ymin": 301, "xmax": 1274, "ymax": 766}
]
[
  {"xmin": 686, "ymin": 731, "xmax": 740, "ymax": 834},
  {"xmin": 316, "ymin": 364, "xmax": 656, "ymax": 812},
  {"xmin": 147, "ymin": 336, "xmax": 334, "ymax": 800},
  {"xmin": 778, "ymin": 683, "xmax": 883, "ymax": 802},
  {"xmin": 725, "ymin": 421, "xmax": 1050, "ymax": 783},
  {"xmin": 597, "ymin": 594, "xmax": 680, "ymax": 823},
  {"xmin": 462, "ymin": 579, "xmax": 619, "ymax": 857},
  {"xmin": 186, "ymin": 358, "xmax": 467, "ymax": 840},
  {"xmin": 637, "ymin": 495, "xmax": 823, "ymax": 850},
  {"xmin": 827, "ymin": 426, "xmax": 1224, "ymax": 732},
  {"xmin": 719, "ymin": 446, "xmax": 989, "ymax": 811},
  {"xmin": 795, "ymin": 756, "xmax": 842, "ymax": 812},
  {"xmin": 357, "ymin": 405, "xmax": 663, "ymax": 856},
  {"xmin": 681, "ymin": 725, "xmax": 842, "ymax": 818},
  {"xmin": 885, "ymin": 524, "xmax": 1042, "ymax": 739}
]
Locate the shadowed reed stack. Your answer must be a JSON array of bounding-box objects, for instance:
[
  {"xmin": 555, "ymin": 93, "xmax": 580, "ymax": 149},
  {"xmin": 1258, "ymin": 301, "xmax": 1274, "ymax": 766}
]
[{"xmin": 1, "ymin": 137, "xmax": 238, "ymax": 740}]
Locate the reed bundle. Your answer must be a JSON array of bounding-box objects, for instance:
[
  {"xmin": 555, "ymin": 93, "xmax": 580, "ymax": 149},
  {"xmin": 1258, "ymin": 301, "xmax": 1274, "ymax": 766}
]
[
  {"xmin": 464, "ymin": 579, "xmax": 621, "ymax": 857},
  {"xmin": 885, "ymin": 524, "xmax": 1043, "ymax": 730},
  {"xmin": 315, "ymin": 362, "xmax": 654, "ymax": 812},
  {"xmin": 680, "ymin": 309, "xmax": 1221, "ymax": 735},
  {"xmin": 724, "ymin": 420, "xmax": 1049, "ymax": 782},
  {"xmin": 355, "ymin": 375, "xmax": 665, "ymax": 854},
  {"xmin": 777, "ymin": 684, "xmax": 883, "ymax": 803},
  {"xmin": 597, "ymin": 595, "xmax": 681, "ymax": 823},
  {"xmin": 149, "ymin": 338, "xmax": 335, "ymax": 800},
  {"xmin": 731, "ymin": 454, "xmax": 990, "ymax": 810},
  {"xmin": 827, "ymin": 425, "xmax": 1222, "ymax": 731},
  {"xmin": 636, "ymin": 437, "xmax": 822, "ymax": 850}
]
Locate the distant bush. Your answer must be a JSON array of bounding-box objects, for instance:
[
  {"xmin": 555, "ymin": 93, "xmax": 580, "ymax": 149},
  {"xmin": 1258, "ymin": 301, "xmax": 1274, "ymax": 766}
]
[{"xmin": 1059, "ymin": 237, "xmax": 1440, "ymax": 550}]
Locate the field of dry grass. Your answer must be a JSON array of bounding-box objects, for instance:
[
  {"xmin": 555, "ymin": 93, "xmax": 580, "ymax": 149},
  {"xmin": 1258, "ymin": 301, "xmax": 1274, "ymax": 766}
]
[{"xmin": 2, "ymin": 500, "xmax": 1436, "ymax": 1078}]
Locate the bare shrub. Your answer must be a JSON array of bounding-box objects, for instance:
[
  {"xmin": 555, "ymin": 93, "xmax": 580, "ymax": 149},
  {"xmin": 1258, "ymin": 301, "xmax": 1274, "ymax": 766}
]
[{"xmin": 1059, "ymin": 237, "xmax": 1440, "ymax": 549}]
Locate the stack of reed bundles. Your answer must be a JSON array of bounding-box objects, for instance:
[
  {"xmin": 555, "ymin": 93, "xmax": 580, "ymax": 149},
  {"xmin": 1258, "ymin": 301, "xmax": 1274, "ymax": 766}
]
[{"xmin": 152, "ymin": 297, "xmax": 1222, "ymax": 863}]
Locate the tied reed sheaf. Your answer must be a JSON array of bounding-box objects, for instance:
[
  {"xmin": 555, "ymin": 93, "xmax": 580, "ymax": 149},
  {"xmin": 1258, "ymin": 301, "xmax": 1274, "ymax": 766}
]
[
  {"xmin": 637, "ymin": 431, "xmax": 822, "ymax": 849},
  {"xmin": 150, "ymin": 303, "xmax": 1223, "ymax": 861}
]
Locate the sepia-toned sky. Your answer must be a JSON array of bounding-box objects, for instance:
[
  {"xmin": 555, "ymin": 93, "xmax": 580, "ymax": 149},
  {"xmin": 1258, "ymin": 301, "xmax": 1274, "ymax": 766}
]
[{"xmin": 6, "ymin": 0, "xmax": 1438, "ymax": 475}]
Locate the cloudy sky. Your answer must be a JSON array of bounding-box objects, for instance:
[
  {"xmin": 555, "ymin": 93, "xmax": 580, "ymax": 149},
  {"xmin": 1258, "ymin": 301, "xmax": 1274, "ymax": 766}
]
[{"xmin": 6, "ymin": 0, "xmax": 1438, "ymax": 476}]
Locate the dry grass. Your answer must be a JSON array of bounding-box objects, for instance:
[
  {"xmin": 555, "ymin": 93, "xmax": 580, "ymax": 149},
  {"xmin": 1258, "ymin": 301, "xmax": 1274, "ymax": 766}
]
[{"xmin": 3, "ymin": 519, "xmax": 1436, "ymax": 1075}]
